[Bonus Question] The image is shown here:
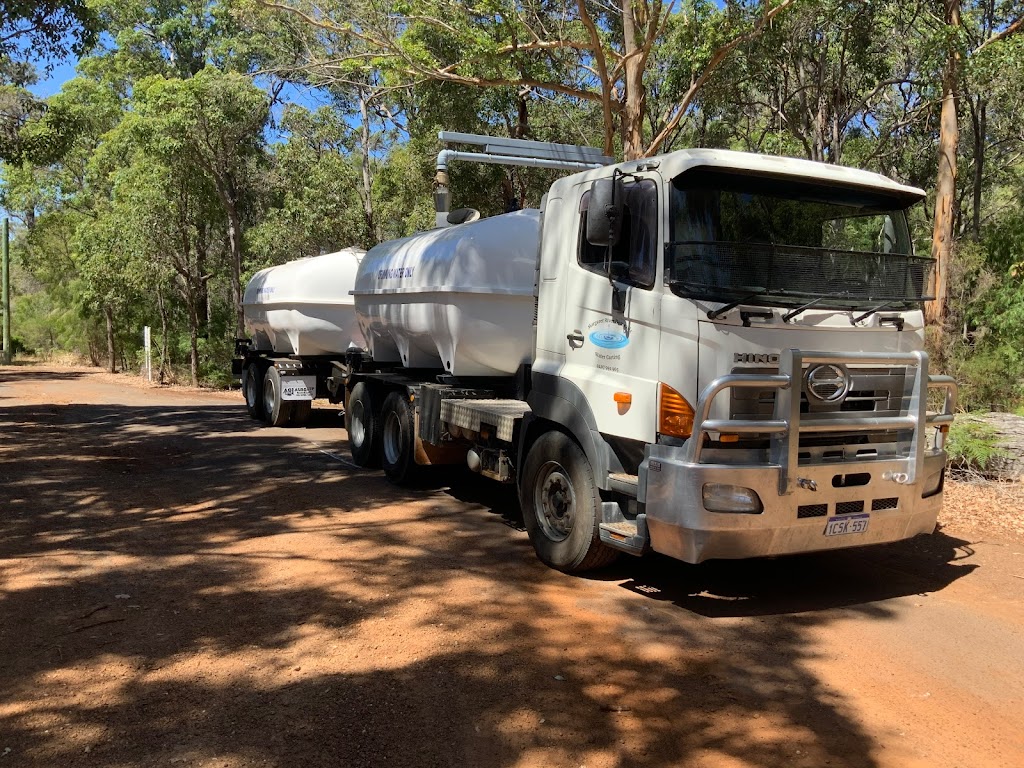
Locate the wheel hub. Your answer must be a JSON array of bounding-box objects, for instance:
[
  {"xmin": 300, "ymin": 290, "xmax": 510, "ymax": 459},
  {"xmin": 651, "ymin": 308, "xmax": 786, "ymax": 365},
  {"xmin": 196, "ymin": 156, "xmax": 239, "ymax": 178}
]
[
  {"xmin": 537, "ymin": 464, "xmax": 575, "ymax": 541},
  {"xmin": 383, "ymin": 411, "xmax": 402, "ymax": 465},
  {"xmin": 349, "ymin": 400, "xmax": 365, "ymax": 446},
  {"xmin": 262, "ymin": 377, "xmax": 276, "ymax": 415}
]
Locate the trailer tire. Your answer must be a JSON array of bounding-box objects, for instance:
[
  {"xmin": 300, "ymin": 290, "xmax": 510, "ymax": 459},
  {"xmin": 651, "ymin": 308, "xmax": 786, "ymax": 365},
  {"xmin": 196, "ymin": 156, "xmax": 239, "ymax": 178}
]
[
  {"xmin": 520, "ymin": 431, "xmax": 619, "ymax": 573},
  {"xmin": 244, "ymin": 364, "xmax": 265, "ymax": 421},
  {"xmin": 381, "ymin": 391, "xmax": 419, "ymax": 484},
  {"xmin": 347, "ymin": 381, "xmax": 381, "ymax": 468},
  {"xmin": 262, "ymin": 366, "xmax": 294, "ymax": 427},
  {"xmin": 290, "ymin": 400, "xmax": 312, "ymax": 427}
]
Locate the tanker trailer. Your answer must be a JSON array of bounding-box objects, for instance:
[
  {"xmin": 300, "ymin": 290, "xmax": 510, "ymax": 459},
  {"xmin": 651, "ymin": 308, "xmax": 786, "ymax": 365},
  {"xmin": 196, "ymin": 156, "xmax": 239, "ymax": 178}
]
[{"xmin": 234, "ymin": 247, "xmax": 367, "ymax": 427}]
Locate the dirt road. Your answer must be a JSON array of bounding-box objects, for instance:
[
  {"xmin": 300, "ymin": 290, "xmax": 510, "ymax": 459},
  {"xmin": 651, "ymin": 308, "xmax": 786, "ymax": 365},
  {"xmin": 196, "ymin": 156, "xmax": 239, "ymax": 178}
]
[{"xmin": 2, "ymin": 364, "xmax": 1022, "ymax": 767}]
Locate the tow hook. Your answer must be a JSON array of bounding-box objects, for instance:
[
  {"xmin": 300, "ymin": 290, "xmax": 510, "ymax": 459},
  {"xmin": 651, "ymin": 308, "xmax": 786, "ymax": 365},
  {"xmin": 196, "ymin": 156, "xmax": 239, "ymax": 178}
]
[{"xmin": 796, "ymin": 478, "xmax": 818, "ymax": 492}]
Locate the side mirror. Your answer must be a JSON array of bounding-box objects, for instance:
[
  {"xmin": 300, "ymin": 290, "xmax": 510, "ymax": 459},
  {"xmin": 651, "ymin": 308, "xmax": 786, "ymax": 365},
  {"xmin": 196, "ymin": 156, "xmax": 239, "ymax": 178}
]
[{"xmin": 586, "ymin": 177, "xmax": 624, "ymax": 247}]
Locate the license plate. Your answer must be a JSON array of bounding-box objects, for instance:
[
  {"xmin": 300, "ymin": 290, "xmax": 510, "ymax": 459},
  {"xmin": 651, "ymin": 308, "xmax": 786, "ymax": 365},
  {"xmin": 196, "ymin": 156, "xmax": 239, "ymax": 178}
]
[
  {"xmin": 280, "ymin": 375, "xmax": 316, "ymax": 401},
  {"xmin": 824, "ymin": 513, "xmax": 870, "ymax": 537}
]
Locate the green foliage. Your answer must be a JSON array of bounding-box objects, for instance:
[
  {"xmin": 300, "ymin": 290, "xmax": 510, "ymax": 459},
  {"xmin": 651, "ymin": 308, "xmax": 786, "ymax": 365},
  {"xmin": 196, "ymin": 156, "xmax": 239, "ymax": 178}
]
[
  {"xmin": 946, "ymin": 417, "xmax": 1009, "ymax": 473},
  {"xmin": 0, "ymin": 1, "xmax": 99, "ymax": 68},
  {"xmin": 4, "ymin": 0, "xmax": 1024, "ymax": 396}
]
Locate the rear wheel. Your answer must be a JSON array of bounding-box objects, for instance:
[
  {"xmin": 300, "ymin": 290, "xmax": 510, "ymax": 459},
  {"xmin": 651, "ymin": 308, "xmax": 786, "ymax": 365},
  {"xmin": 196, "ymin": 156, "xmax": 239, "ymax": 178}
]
[
  {"xmin": 262, "ymin": 366, "xmax": 293, "ymax": 427},
  {"xmin": 244, "ymin": 364, "xmax": 265, "ymax": 420},
  {"xmin": 520, "ymin": 431, "xmax": 619, "ymax": 572},
  {"xmin": 381, "ymin": 391, "xmax": 418, "ymax": 484},
  {"xmin": 347, "ymin": 381, "xmax": 381, "ymax": 467}
]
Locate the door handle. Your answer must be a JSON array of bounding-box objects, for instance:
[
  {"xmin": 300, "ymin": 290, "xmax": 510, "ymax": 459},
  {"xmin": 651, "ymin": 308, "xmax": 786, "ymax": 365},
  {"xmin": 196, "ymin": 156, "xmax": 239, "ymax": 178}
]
[{"xmin": 567, "ymin": 330, "xmax": 584, "ymax": 349}]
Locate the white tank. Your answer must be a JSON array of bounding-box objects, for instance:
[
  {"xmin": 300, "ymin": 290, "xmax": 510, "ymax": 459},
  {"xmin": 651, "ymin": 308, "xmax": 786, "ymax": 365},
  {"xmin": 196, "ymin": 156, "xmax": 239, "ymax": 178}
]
[
  {"xmin": 354, "ymin": 209, "xmax": 539, "ymax": 377},
  {"xmin": 243, "ymin": 247, "xmax": 367, "ymax": 355}
]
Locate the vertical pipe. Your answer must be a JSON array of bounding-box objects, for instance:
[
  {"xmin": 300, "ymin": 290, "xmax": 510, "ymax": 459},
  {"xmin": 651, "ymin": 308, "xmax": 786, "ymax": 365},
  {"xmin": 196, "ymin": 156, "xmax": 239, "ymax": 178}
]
[{"xmin": 2, "ymin": 217, "xmax": 10, "ymax": 364}]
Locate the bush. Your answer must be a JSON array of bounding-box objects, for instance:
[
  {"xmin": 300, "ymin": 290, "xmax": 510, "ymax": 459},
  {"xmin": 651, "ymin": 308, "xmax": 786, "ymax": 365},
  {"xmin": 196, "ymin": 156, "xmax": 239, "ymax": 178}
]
[{"xmin": 945, "ymin": 417, "xmax": 1008, "ymax": 474}]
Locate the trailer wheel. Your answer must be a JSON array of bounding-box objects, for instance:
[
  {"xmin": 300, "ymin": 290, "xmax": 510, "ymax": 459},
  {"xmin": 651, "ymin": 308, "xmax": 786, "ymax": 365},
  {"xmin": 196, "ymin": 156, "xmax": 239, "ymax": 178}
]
[
  {"xmin": 381, "ymin": 391, "xmax": 418, "ymax": 484},
  {"xmin": 520, "ymin": 431, "xmax": 619, "ymax": 572},
  {"xmin": 290, "ymin": 400, "xmax": 312, "ymax": 427},
  {"xmin": 244, "ymin": 364, "xmax": 265, "ymax": 420},
  {"xmin": 262, "ymin": 366, "xmax": 294, "ymax": 427},
  {"xmin": 347, "ymin": 381, "xmax": 381, "ymax": 468}
]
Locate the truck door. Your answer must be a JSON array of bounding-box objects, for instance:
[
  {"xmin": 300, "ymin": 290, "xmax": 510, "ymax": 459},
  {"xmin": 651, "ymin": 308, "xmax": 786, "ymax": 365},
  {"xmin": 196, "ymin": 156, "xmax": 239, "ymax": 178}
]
[{"xmin": 558, "ymin": 177, "xmax": 662, "ymax": 444}]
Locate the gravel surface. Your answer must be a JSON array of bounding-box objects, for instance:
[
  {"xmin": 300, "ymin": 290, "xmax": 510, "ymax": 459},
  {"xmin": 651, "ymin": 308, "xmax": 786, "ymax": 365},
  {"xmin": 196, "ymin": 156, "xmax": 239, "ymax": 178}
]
[{"xmin": 2, "ymin": 363, "xmax": 1023, "ymax": 768}]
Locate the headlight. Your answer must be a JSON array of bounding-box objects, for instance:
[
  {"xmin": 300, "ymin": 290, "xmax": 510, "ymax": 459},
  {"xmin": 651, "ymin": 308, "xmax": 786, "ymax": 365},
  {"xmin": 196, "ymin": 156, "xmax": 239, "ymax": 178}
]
[{"xmin": 702, "ymin": 483, "xmax": 764, "ymax": 514}]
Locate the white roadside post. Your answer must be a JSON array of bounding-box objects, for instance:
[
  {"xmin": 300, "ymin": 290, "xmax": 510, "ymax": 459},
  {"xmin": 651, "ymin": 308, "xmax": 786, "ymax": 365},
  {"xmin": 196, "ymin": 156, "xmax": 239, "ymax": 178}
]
[{"xmin": 143, "ymin": 326, "xmax": 152, "ymax": 382}]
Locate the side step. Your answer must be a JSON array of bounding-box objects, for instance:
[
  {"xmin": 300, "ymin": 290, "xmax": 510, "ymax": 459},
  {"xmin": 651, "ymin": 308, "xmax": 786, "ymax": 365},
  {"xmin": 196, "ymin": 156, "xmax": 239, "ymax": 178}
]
[{"xmin": 599, "ymin": 501, "xmax": 649, "ymax": 556}]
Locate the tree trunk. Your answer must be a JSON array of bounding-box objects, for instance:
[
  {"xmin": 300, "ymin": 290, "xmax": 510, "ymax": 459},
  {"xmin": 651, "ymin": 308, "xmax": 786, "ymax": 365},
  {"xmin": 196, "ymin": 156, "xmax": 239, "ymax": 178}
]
[
  {"xmin": 157, "ymin": 284, "xmax": 170, "ymax": 384},
  {"xmin": 927, "ymin": 0, "xmax": 962, "ymax": 328},
  {"xmin": 225, "ymin": 203, "xmax": 244, "ymax": 338},
  {"xmin": 188, "ymin": 288, "xmax": 200, "ymax": 388},
  {"xmin": 359, "ymin": 90, "xmax": 376, "ymax": 243},
  {"xmin": 103, "ymin": 304, "xmax": 116, "ymax": 373},
  {"xmin": 971, "ymin": 96, "xmax": 986, "ymax": 240},
  {"xmin": 620, "ymin": 0, "xmax": 646, "ymax": 161},
  {"xmin": 196, "ymin": 221, "xmax": 210, "ymax": 336}
]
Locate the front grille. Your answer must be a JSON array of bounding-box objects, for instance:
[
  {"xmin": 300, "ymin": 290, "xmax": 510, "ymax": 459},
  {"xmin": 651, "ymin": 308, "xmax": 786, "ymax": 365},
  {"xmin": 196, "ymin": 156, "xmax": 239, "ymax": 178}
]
[
  {"xmin": 730, "ymin": 367, "xmax": 910, "ymax": 420},
  {"xmin": 871, "ymin": 497, "xmax": 899, "ymax": 511},
  {"xmin": 798, "ymin": 504, "xmax": 828, "ymax": 519},
  {"xmin": 836, "ymin": 500, "xmax": 865, "ymax": 515}
]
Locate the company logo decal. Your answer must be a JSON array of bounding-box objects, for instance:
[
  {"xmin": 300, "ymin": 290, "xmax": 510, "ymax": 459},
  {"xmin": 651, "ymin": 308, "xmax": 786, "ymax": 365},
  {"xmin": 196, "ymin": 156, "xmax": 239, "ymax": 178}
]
[
  {"xmin": 588, "ymin": 328, "xmax": 629, "ymax": 349},
  {"xmin": 734, "ymin": 353, "xmax": 779, "ymax": 365},
  {"xmin": 805, "ymin": 364, "xmax": 849, "ymax": 402},
  {"xmin": 377, "ymin": 266, "xmax": 414, "ymax": 280}
]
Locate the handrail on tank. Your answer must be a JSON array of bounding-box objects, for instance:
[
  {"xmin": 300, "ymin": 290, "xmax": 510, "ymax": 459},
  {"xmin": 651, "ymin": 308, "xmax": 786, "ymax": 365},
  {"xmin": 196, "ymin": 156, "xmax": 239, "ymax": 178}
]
[{"xmin": 687, "ymin": 351, "xmax": 958, "ymax": 489}]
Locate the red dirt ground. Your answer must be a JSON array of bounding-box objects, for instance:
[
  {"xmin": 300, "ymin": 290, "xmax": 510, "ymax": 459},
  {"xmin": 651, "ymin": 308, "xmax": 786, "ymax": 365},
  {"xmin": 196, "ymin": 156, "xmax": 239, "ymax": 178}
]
[{"xmin": 2, "ymin": 363, "xmax": 1023, "ymax": 767}]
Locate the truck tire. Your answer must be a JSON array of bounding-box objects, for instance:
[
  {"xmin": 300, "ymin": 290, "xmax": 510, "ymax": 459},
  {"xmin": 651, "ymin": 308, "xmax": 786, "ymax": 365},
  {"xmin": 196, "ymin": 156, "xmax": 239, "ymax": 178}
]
[
  {"xmin": 381, "ymin": 391, "xmax": 418, "ymax": 484},
  {"xmin": 520, "ymin": 431, "xmax": 619, "ymax": 572},
  {"xmin": 290, "ymin": 400, "xmax": 312, "ymax": 427},
  {"xmin": 244, "ymin": 364, "xmax": 265, "ymax": 420},
  {"xmin": 262, "ymin": 366, "xmax": 294, "ymax": 427},
  {"xmin": 347, "ymin": 381, "xmax": 381, "ymax": 468}
]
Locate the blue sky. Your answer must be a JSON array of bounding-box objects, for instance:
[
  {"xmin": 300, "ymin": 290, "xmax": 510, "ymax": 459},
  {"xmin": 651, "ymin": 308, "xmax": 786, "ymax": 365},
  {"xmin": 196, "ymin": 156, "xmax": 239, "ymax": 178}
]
[{"xmin": 28, "ymin": 60, "xmax": 79, "ymax": 98}]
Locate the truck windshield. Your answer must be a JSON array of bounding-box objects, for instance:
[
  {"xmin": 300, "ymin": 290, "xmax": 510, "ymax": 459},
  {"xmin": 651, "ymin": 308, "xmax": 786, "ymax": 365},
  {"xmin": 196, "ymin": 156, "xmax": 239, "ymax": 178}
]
[{"xmin": 667, "ymin": 169, "xmax": 933, "ymax": 310}]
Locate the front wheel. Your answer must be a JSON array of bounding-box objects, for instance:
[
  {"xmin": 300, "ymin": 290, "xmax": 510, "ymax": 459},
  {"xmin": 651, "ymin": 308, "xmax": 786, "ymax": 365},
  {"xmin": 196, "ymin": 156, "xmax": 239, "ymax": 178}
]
[
  {"xmin": 262, "ymin": 366, "xmax": 293, "ymax": 427},
  {"xmin": 519, "ymin": 431, "xmax": 619, "ymax": 572},
  {"xmin": 381, "ymin": 391, "xmax": 418, "ymax": 484}
]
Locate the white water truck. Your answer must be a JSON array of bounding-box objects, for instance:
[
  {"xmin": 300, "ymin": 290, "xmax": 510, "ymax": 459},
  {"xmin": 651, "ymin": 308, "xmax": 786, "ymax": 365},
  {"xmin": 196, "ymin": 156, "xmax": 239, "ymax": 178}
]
[{"xmin": 236, "ymin": 132, "xmax": 957, "ymax": 572}]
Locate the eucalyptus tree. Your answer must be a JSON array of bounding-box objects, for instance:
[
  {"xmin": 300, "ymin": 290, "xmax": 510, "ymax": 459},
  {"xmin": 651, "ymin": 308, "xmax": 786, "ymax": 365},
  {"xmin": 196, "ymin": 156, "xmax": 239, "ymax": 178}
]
[
  {"xmin": 262, "ymin": 0, "xmax": 796, "ymax": 160},
  {"xmin": 688, "ymin": 0, "xmax": 923, "ymax": 165},
  {"xmin": 248, "ymin": 104, "xmax": 371, "ymax": 267},
  {"xmin": 926, "ymin": 0, "xmax": 1023, "ymax": 325},
  {"xmin": 0, "ymin": 1, "xmax": 100, "ymax": 162},
  {"xmin": 130, "ymin": 69, "xmax": 271, "ymax": 336}
]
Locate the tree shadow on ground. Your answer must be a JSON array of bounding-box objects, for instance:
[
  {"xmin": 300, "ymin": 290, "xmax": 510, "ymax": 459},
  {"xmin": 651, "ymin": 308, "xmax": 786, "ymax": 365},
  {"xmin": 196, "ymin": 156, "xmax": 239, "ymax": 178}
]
[
  {"xmin": 0, "ymin": 376, "xmax": 984, "ymax": 767},
  {"xmin": 0, "ymin": 367, "xmax": 91, "ymax": 383},
  {"xmin": 603, "ymin": 531, "xmax": 978, "ymax": 618}
]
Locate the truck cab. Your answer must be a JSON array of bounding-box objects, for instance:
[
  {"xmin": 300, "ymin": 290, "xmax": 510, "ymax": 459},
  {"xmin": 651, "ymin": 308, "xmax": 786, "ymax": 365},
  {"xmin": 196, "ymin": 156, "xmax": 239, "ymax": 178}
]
[{"xmin": 523, "ymin": 149, "xmax": 955, "ymax": 567}]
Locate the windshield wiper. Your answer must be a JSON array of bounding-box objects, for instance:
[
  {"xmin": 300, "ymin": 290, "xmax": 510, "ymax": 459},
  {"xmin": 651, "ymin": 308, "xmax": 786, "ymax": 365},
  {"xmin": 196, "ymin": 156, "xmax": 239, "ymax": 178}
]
[
  {"xmin": 707, "ymin": 292, "xmax": 767, "ymax": 320},
  {"xmin": 852, "ymin": 301, "xmax": 898, "ymax": 325},
  {"xmin": 782, "ymin": 296, "xmax": 830, "ymax": 323}
]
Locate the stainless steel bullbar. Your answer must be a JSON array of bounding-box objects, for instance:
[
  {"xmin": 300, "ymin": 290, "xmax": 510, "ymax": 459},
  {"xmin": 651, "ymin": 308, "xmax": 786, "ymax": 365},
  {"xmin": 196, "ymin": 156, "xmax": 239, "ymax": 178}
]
[
  {"xmin": 639, "ymin": 349, "xmax": 958, "ymax": 563},
  {"xmin": 688, "ymin": 350, "xmax": 958, "ymax": 494}
]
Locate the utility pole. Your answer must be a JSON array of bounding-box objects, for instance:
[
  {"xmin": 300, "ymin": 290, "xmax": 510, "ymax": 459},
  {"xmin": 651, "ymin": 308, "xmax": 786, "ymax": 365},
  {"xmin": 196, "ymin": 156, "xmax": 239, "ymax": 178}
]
[{"xmin": 2, "ymin": 217, "xmax": 10, "ymax": 364}]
